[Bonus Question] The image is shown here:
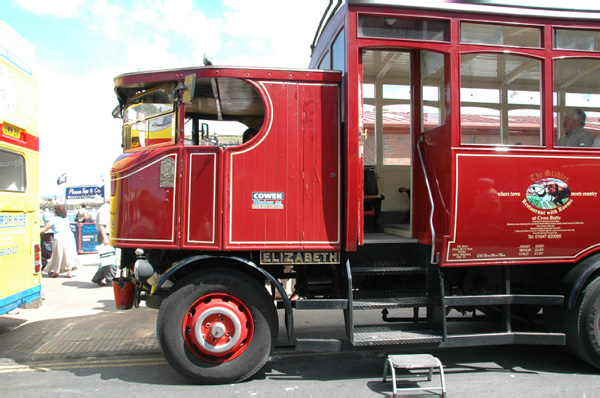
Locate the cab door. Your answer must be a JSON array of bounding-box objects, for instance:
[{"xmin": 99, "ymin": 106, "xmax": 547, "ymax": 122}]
[{"xmin": 182, "ymin": 146, "xmax": 222, "ymax": 250}]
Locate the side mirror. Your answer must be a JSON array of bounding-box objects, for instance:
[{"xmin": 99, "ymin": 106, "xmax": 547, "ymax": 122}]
[
  {"xmin": 181, "ymin": 74, "xmax": 196, "ymax": 103},
  {"xmin": 112, "ymin": 104, "xmax": 123, "ymax": 119}
]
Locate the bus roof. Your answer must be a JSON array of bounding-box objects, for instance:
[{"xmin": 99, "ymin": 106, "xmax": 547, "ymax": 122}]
[{"xmin": 347, "ymin": 0, "xmax": 600, "ymax": 19}]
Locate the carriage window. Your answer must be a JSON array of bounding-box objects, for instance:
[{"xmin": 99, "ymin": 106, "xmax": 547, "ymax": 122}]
[
  {"xmin": 0, "ymin": 149, "xmax": 26, "ymax": 192},
  {"xmin": 553, "ymin": 58, "xmax": 600, "ymax": 147},
  {"xmin": 555, "ymin": 29, "xmax": 600, "ymax": 52},
  {"xmin": 358, "ymin": 15, "xmax": 449, "ymax": 42},
  {"xmin": 319, "ymin": 50, "xmax": 331, "ymax": 70},
  {"xmin": 332, "ymin": 29, "xmax": 345, "ymax": 72},
  {"xmin": 421, "ymin": 51, "xmax": 445, "ymax": 131},
  {"xmin": 460, "ymin": 53, "xmax": 542, "ymax": 146},
  {"xmin": 461, "ymin": 22, "xmax": 541, "ymax": 48}
]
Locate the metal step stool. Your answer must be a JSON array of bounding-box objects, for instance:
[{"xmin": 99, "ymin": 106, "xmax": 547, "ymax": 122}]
[{"xmin": 383, "ymin": 354, "xmax": 446, "ymax": 397}]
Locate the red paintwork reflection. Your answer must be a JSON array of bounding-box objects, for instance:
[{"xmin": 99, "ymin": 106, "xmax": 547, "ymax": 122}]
[
  {"xmin": 446, "ymin": 153, "xmax": 600, "ymax": 265},
  {"xmin": 111, "ymin": 148, "xmax": 178, "ymax": 247}
]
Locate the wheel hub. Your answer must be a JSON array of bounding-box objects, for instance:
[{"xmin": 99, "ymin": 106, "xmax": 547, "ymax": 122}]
[{"xmin": 183, "ymin": 294, "xmax": 254, "ymax": 362}]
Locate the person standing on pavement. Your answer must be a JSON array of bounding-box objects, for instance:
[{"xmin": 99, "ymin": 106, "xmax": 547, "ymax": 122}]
[
  {"xmin": 40, "ymin": 205, "xmax": 80, "ymax": 278},
  {"xmin": 75, "ymin": 204, "xmax": 89, "ymax": 223},
  {"xmin": 92, "ymin": 200, "xmax": 117, "ymax": 286}
]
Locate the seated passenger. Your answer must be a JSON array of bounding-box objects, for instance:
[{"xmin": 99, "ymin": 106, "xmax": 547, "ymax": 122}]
[
  {"xmin": 242, "ymin": 128, "xmax": 258, "ymax": 143},
  {"xmin": 558, "ymin": 108, "xmax": 594, "ymax": 147}
]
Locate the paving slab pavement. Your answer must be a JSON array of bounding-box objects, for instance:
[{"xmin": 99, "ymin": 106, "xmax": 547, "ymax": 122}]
[
  {"xmin": 0, "ymin": 253, "xmax": 352, "ymax": 366},
  {"xmin": 0, "ymin": 253, "xmax": 160, "ymax": 363}
]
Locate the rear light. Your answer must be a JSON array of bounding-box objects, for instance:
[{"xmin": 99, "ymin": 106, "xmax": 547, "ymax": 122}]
[{"xmin": 33, "ymin": 243, "xmax": 41, "ymax": 274}]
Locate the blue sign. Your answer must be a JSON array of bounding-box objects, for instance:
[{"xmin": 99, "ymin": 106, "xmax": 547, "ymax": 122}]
[
  {"xmin": 65, "ymin": 186, "xmax": 104, "ymax": 200},
  {"xmin": 70, "ymin": 223, "xmax": 99, "ymax": 253}
]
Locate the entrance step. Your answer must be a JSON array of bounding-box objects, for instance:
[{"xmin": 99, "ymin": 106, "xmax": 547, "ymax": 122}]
[
  {"xmin": 383, "ymin": 224, "xmax": 412, "ymax": 238},
  {"xmin": 352, "ymin": 324, "xmax": 442, "ymax": 347}
]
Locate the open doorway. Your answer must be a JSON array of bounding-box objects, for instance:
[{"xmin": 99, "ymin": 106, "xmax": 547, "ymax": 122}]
[
  {"xmin": 362, "ymin": 49, "xmax": 412, "ymax": 237},
  {"xmin": 361, "ymin": 49, "xmax": 445, "ymax": 237}
]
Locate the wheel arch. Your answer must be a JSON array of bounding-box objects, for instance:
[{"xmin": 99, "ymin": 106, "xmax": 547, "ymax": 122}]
[
  {"xmin": 152, "ymin": 254, "xmax": 294, "ymax": 343},
  {"xmin": 560, "ymin": 253, "xmax": 600, "ymax": 310}
]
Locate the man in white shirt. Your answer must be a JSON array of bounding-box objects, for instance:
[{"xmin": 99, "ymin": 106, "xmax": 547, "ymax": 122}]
[{"xmin": 558, "ymin": 109, "xmax": 594, "ymax": 147}]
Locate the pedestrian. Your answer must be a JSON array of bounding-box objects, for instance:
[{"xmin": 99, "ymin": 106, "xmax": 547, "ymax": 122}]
[
  {"xmin": 40, "ymin": 205, "xmax": 80, "ymax": 278},
  {"xmin": 42, "ymin": 208, "xmax": 50, "ymax": 224},
  {"xmin": 92, "ymin": 200, "xmax": 117, "ymax": 286},
  {"xmin": 88, "ymin": 208, "xmax": 97, "ymax": 223},
  {"xmin": 75, "ymin": 204, "xmax": 89, "ymax": 223}
]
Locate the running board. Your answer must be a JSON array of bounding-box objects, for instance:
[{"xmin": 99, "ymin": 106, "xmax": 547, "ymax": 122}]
[
  {"xmin": 296, "ymin": 338, "xmax": 345, "ymax": 351},
  {"xmin": 445, "ymin": 294, "xmax": 563, "ymax": 306},
  {"xmin": 442, "ymin": 332, "xmax": 566, "ymax": 347}
]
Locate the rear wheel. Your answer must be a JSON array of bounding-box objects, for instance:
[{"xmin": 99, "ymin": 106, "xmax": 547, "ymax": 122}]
[
  {"xmin": 157, "ymin": 268, "xmax": 278, "ymax": 384},
  {"xmin": 565, "ymin": 276, "xmax": 600, "ymax": 368}
]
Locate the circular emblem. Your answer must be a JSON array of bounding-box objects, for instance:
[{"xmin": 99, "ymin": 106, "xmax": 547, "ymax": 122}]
[{"xmin": 526, "ymin": 178, "xmax": 571, "ymax": 210}]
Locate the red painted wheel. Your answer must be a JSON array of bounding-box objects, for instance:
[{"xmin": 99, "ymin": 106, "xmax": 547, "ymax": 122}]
[
  {"xmin": 157, "ymin": 268, "xmax": 278, "ymax": 384},
  {"xmin": 183, "ymin": 294, "xmax": 254, "ymax": 361}
]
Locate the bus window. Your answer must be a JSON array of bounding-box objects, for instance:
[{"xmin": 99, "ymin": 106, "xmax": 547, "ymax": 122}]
[
  {"xmin": 0, "ymin": 149, "xmax": 26, "ymax": 192},
  {"xmin": 332, "ymin": 29, "xmax": 345, "ymax": 72},
  {"xmin": 553, "ymin": 58, "xmax": 600, "ymax": 147},
  {"xmin": 318, "ymin": 50, "xmax": 331, "ymax": 70},
  {"xmin": 461, "ymin": 22, "xmax": 541, "ymax": 48},
  {"xmin": 461, "ymin": 53, "xmax": 542, "ymax": 146},
  {"xmin": 555, "ymin": 28, "xmax": 600, "ymax": 52},
  {"xmin": 358, "ymin": 15, "xmax": 449, "ymax": 42},
  {"xmin": 421, "ymin": 51, "xmax": 445, "ymax": 132}
]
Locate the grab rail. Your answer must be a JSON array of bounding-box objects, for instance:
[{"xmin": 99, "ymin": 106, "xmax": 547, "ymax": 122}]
[{"xmin": 417, "ymin": 136, "xmax": 439, "ymax": 265}]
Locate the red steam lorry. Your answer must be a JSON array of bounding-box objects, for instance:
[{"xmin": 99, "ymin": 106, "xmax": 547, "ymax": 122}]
[{"xmin": 109, "ymin": 1, "xmax": 600, "ymax": 384}]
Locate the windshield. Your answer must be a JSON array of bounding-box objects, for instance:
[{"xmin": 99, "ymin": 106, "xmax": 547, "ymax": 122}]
[{"xmin": 123, "ymin": 84, "xmax": 176, "ymax": 150}]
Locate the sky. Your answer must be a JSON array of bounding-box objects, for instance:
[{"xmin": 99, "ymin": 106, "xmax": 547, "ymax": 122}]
[{"xmin": 1, "ymin": 0, "xmax": 327, "ymax": 197}]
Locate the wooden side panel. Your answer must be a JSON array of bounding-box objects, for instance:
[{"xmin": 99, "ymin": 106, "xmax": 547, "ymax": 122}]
[
  {"xmin": 183, "ymin": 148, "xmax": 221, "ymax": 249},
  {"xmin": 302, "ymin": 85, "xmax": 340, "ymax": 246},
  {"xmin": 224, "ymin": 81, "xmax": 340, "ymax": 250}
]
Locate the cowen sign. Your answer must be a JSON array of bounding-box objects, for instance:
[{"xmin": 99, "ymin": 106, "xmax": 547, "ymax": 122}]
[{"xmin": 65, "ymin": 186, "xmax": 104, "ymax": 200}]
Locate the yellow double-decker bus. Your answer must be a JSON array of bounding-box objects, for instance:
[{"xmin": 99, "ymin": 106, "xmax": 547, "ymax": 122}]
[{"xmin": 0, "ymin": 21, "xmax": 42, "ymax": 314}]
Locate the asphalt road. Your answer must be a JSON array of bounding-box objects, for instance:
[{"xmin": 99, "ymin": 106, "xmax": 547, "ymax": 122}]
[{"xmin": 1, "ymin": 344, "xmax": 599, "ymax": 397}]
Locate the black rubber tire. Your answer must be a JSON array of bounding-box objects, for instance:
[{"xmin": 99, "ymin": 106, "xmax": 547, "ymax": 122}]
[
  {"xmin": 564, "ymin": 276, "xmax": 600, "ymax": 369},
  {"xmin": 156, "ymin": 268, "xmax": 278, "ymax": 384}
]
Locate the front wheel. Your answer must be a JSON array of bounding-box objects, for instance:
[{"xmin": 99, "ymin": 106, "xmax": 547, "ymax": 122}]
[
  {"xmin": 157, "ymin": 268, "xmax": 278, "ymax": 384},
  {"xmin": 565, "ymin": 276, "xmax": 600, "ymax": 368}
]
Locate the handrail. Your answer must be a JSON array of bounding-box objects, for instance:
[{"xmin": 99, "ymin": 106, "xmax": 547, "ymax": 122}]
[
  {"xmin": 417, "ymin": 135, "xmax": 439, "ymax": 265},
  {"xmin": 310, "ymin": 0, "xmax": 343, "ymax": 55}
]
